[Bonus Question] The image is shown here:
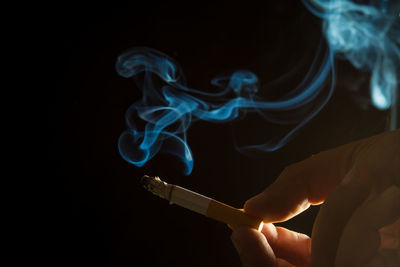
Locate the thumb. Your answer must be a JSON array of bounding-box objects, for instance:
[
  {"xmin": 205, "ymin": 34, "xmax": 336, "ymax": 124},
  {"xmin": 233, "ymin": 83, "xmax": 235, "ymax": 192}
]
[{"xmin": 231, "ymin": 226, "xmax": 276, "ymax": 267}]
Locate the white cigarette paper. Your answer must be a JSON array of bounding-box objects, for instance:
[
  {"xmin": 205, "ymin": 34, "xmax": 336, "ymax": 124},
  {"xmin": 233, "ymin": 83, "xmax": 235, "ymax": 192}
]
[{"xmin": 141, "ymin": 175, "xmax": 263, "ymax": 231}]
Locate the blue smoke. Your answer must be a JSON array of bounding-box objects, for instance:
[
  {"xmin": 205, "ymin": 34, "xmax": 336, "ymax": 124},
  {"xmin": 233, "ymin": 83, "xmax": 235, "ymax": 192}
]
[
  {"xmin": 117, "ymin": 0, "xmax": 399, "ymax": 175},
  {"xmin": 117, "ymin": 46, "xmax": 334, "ymax": 175},
  {"xmin": 303, "ymin": 0, "xmax": 400, "ymax": 112}
]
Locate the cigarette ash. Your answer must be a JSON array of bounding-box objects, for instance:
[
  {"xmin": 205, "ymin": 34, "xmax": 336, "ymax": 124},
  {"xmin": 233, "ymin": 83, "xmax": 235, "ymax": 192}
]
[{"xmin": 140, "ymin": 175, "xmax": 172, "ymax": 200}]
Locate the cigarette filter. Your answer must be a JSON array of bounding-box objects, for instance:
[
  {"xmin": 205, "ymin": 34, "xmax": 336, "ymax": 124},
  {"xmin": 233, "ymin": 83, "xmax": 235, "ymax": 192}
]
[{"xmin": 141, "ymin": 175, "xmax": 263, "ymax": 231}]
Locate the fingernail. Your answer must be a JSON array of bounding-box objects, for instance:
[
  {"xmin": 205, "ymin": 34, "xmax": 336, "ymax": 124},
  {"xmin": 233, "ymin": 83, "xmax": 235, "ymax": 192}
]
[
  {"xmin": 300, "ymin": 198, "xmax": 310, "ymax": 210},
  {"xmin": 341, "ymin": 168, "xmax": 355, "ymax": 185},
  {"xmin": 230, "ymin": 228, "xmax": 240, "ymax": 244},
  {"xmin": 381, "ymin": 186, "xmax": 400, "ymax": 201},
  {"xmin": 230, "ymin": 232, "xmax": 242, "ymax": 255},
  {"xmin": 227, "ymin": 224, "xmax": 236, "ymax": 230}
]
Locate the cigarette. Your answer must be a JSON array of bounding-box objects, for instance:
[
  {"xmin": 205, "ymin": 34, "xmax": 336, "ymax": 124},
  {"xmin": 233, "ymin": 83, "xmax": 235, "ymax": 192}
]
[{"xmin": 141, "ymin": 175, "xmax": 264, "ymax": 231}]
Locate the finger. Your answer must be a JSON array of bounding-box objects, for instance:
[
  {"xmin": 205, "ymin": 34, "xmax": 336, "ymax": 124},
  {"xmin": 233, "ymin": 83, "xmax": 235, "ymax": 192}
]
[
  {"xmin": 335, "ymin": 186, "xmax": 400, "ymax": 266},
  {"xmin": 231, "ymin": 225, "xmax": 276, "ymax": 267},
  {"xmin": 231, "ymin": 226, "xmax": 294, "ymax": 267},
  {"xmin": 379, "ymin": 218, "xmax": 400, "ymax": 250},
  {"xmin": 245, "ymin": 129, "xmax": 399, "ymax": 223},
  {"xmin": 245, "ymin": 137, "xmax": 369, "ymax": 221},
  {"xmin": 311, "ymin": 167, "xmax": 371, "ymax": 266},
  {"xmin": 261, "ymin": 223, "xmax": 311, "ymax": 266}
]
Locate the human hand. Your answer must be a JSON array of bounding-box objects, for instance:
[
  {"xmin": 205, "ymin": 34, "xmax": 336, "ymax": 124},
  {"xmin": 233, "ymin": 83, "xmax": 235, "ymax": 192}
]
[{"xmin": 231, "ymin": 129, "xmax": 400, "ymax": 266}]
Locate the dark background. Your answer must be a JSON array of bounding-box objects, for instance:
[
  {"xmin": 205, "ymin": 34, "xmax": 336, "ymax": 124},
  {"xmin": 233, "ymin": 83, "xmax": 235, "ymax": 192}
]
[{"xmin": 48, "ymin": 1, "xmax": 391, "ymax": 266}]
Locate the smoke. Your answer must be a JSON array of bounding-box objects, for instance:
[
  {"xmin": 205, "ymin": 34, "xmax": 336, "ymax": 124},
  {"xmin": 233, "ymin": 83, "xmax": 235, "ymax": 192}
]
[
  {"xmin": 117, "ymin": 46, "xmax": 334, "ymax": 175},
  {"xmin": 303, "ymin": 0, "xmax": 400, "ymax": 127},
  {"xmin": 117, "ymin": 0, "xmax": 399, "ymax": 175}
]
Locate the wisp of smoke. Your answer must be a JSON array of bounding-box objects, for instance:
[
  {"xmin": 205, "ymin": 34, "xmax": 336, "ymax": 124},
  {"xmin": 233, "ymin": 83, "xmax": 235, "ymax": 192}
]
[
  {"xmin": 303, "ymin": 0, "xmax": 400, "ymax": 124},
  {"xmin": 117, "ymin": 0, "xmax": 399, "ymax": 175},
  {"xmin": 117, "ymin": 46, "xmax": 334, "ymax": 175}
]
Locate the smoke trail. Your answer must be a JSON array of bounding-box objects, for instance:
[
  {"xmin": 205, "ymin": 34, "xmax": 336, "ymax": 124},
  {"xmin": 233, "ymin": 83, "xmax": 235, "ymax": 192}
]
[
  {"xmin": 117, "ymin": 0, "xmax": 399, "ymax": 175},
  {"xmin": 303, "ymin": 0, "xmax": 400, "ymax": 128},
  {"xmin": 117, "ymin": 46, "xmax": 334, "ymax": 175}
]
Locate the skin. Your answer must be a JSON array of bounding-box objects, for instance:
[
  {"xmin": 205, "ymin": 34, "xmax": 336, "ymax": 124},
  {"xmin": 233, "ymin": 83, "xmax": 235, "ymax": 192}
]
[{"xmin": 231, "ymin": 129, "xmax": 400, "ymax": 267}]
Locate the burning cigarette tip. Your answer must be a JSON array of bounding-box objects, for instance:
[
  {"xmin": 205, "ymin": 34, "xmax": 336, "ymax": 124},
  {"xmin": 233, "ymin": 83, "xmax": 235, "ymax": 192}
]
[{"xmin": 140, "ymin": 175, "xmax": 152, "ymax": 188}]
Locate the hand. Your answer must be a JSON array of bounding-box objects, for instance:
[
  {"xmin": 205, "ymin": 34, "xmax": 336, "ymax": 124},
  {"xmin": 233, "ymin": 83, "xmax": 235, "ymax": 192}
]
[{"xmin": 231, "ymin": 129, "xmax": 400, "ymax": 266}]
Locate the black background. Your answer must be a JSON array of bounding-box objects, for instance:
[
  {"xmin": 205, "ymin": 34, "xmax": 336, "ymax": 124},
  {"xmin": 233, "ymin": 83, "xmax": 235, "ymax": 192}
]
[{"xmin": 49, "ymin": 1, "xmax": 391, "ymax": 266}]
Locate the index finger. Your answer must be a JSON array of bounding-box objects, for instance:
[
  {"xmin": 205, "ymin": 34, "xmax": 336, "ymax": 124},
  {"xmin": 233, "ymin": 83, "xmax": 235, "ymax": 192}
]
[{"xmin": 244, "ymin": 129, "xmax": 399, "ymax": 222}]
